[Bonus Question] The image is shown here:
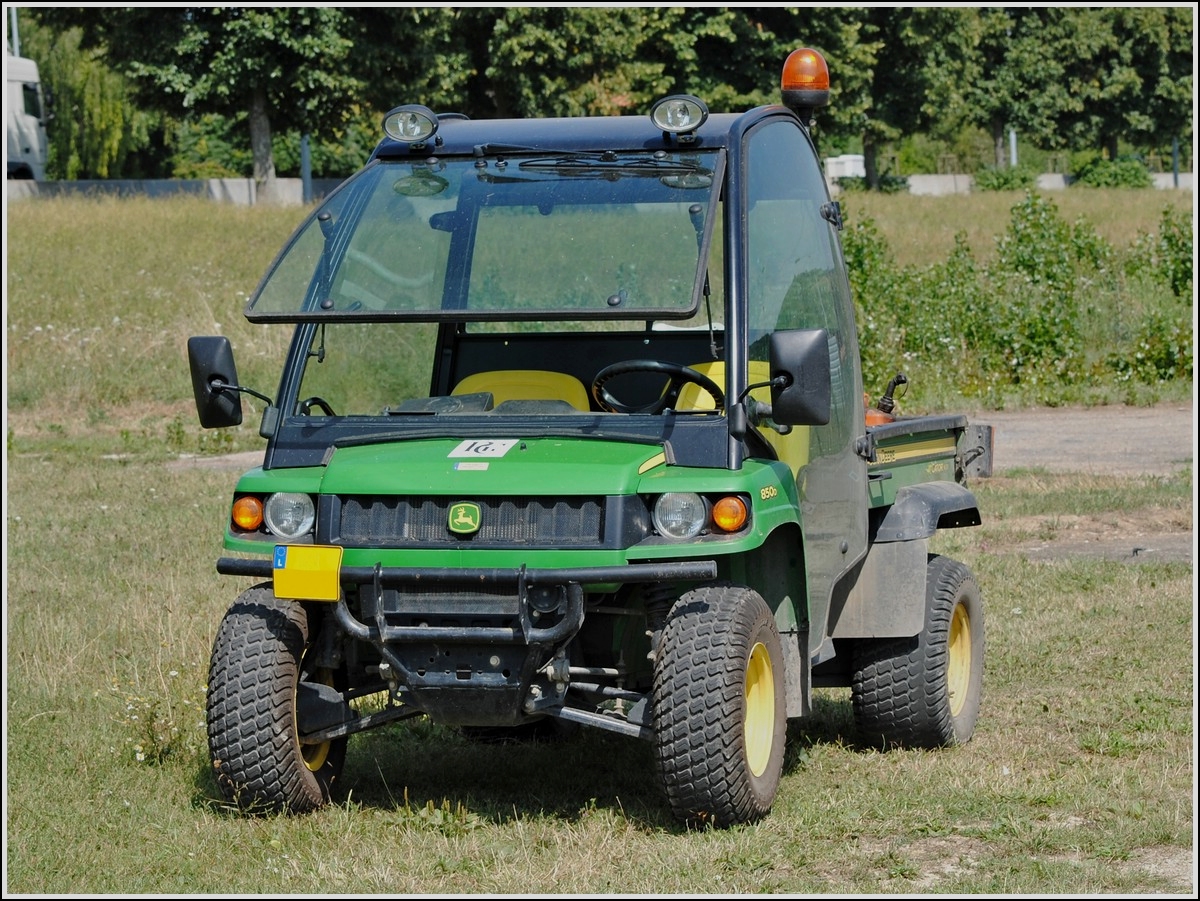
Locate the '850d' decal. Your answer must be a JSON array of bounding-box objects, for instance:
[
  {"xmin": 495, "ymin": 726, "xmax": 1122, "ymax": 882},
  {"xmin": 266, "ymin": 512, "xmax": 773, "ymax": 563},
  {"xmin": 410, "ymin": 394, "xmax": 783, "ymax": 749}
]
[{"xmin": 450, "ymin": 439, "xmax": 519, "ymax": 458}]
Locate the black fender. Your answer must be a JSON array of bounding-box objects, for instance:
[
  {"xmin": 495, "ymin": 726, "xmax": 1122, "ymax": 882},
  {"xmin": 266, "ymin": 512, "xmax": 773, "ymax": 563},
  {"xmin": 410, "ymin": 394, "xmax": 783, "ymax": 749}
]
[{"xmin": 872, "ymin": 481, "xmax": 981, "ymax": 543}]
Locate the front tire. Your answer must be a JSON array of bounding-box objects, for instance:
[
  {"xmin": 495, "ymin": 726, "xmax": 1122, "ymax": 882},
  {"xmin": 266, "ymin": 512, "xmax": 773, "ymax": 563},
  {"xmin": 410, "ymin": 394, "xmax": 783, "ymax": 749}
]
[
  {"xmin": 852, "ymin": 554, "xmax": 984, "ymax": 749},
  {"xmin": 206, "ymin": 586, "xmax": 348, "ymax": 812},
  {"xmin": 652, "ymin": 583, "xmax": 786, "ymax": 826}
]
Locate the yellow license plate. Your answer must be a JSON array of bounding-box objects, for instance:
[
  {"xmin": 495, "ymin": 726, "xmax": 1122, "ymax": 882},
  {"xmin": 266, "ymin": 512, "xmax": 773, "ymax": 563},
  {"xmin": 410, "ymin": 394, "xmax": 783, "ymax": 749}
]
[{"xmin": 272, "ymin": 545, "xmax": 343, "ymax": 602}]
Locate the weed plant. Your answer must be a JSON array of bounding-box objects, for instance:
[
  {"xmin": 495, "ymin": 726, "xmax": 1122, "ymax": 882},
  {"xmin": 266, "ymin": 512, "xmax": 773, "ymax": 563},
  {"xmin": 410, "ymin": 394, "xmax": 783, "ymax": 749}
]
[{"xmin": 843, "ymin": 191, "xmax": 1193, "ymax": 410}]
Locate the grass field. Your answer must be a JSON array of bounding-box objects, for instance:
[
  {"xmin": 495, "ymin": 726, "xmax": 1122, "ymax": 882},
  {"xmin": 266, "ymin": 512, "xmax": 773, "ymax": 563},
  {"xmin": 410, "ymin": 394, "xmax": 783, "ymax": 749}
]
[
  {"xmin": 4, "ymin": 190, "xmax": 1194, "ymax": 893},
  {"xmin": 847, "ymin": 187, "xmax": 1192, "ymax": 268}
]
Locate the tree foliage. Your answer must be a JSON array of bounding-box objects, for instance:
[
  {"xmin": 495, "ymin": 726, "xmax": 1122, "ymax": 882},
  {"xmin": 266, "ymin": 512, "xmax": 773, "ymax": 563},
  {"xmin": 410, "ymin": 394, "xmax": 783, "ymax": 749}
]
[
  {"xmin": 847, "ymin": 7, "xmax": 980, "ymax": 187},
  {"xmin": 22, "ymin": 6, "xmax": 1196, "ymax": 188},
  {"xmin": 17, "ymin": 18, "xmax": 154, "ymax": 179},
  {"xmin": 962, "ymin": 8, "xmax": 1193, "ymax": 166},
  {"xmin": 32, "ymin": 6, "xmax": 363, "ymax": 193}
]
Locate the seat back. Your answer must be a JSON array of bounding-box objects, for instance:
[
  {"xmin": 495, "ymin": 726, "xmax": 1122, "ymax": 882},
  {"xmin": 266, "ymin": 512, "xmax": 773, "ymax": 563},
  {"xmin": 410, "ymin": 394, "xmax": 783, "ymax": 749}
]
[
  {"xmin": 452, "ymin": 369, "xmax": 591, "ymax": 411},
  {"xmin": 674, "ymin": 361, "xmax": 726, "ymax": 411}
]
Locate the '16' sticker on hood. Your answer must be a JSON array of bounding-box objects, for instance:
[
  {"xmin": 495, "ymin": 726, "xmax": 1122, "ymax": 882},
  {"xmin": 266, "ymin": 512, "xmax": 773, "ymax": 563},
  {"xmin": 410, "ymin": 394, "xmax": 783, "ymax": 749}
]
[{"xmin": 449, "ymin": 439, "xmax": 519, "ymax": 458}]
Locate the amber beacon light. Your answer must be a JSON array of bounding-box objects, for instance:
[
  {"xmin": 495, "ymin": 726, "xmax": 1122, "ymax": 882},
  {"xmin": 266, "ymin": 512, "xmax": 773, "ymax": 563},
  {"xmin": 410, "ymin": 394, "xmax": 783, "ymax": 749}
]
[{"xmin": 780, "ymin": 48, "xmax": 831, "ymax": 126}]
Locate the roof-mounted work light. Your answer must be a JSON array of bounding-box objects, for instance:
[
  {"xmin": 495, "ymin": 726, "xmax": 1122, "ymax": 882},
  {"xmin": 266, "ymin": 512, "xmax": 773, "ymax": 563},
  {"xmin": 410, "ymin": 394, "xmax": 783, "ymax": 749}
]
[
  {"xmin": 650, "ymin": 95, "xmax": 709, "ymax": 140},
  {"xmin": 780, "ymin": 48, "xmax": 830, "ymax": 126},
  {"xmin": 383, "ymin": 105, "xmax": 439, "ymax": 145}
]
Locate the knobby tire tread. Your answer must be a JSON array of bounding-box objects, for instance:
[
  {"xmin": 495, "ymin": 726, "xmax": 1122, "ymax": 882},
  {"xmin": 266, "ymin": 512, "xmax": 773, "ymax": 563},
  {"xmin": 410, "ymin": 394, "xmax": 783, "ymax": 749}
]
[
  {"xmin": 851, "ymin": 554, "xmax": 983, "ymax": 749},
  {"xmin": 652, "ymin": 583, "xmax": 784, "ymax": 826},
  {"xmin": 206, "ymin": 587, "xmax": 340, "ymax": 812}
]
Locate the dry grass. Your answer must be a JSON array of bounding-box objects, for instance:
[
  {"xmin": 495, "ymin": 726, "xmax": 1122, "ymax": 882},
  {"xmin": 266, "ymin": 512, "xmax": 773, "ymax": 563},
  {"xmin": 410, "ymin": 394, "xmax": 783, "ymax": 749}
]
[{"xmin": 846, "ymin": 188, "xmax": 1191, "ymax": 268}]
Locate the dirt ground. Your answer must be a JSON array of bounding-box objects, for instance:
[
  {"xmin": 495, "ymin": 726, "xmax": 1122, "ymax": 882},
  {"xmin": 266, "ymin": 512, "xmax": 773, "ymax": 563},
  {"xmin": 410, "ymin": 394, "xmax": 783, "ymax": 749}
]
[
  {"xmin": 973, "ymin": 404, "xmax": 1194, "ymax": 477},
  {"xmin": 969, "ymin": 403, "xmax": 1194, "ymax": 565}
]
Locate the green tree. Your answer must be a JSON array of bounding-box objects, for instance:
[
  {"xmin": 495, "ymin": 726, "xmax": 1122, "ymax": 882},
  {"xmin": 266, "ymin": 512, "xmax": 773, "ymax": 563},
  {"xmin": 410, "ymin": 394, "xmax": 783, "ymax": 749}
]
[
  {"xmin": 846, "ymin": 7, "xmax": 978, "ymax": 188},
  {"xmin": 957, "ymin": 8, "xmax": 1089, "ymax": 168},
  {"xmin": 474, "ymin": 7, "xmax": 680, "ymax": 117},
  {"xmin": 401, "ymin": 6, "xmax": 872, "ymax": 147},
  {"xmin": 989, "ymin": 8, "xmax": 1194, "ymax": 163},
  {"xmin": 1099, "ymin": 7, "xmax": 1193, "ymax": 159},
  {"xmin": 34, "ymin": 7, "xmax": 363, "ymax": 197},
  {"xmin": 18, "ymin": 17, "xmax": 155, "ymax": 179},
  {"xmin": 671, "ymin": 5, "xmax": 875, "ymax": 129},
  {"xmin": 347, "ymin": 7, "xmax": 477, "ymax": 116},
  {"xmin": 347, "ymin": 7, "xmax": 869, "ymax": 127}
]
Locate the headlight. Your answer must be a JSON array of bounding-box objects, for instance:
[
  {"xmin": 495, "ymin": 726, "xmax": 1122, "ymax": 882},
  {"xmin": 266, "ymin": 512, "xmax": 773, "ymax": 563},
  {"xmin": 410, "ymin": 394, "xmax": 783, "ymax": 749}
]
[
  {"xmin": 263, "ymin": 493, "xmax": 316, "ymax": 540},
  {"xmin": 652, "ymin": 492, "xmax": 707, "ymax": 540}
]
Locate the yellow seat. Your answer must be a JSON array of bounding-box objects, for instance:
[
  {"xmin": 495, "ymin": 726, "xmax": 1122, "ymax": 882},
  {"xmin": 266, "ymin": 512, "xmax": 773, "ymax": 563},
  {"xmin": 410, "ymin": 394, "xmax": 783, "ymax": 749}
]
[
  {"xmin": 675, "ymin": 361, "xmax": 774, "ymax": 411},
  {"xmin": 677, "ymin": 360, "xmax": 809, "ymax": 472},
  {"xmin": 452, "ymin": 369, "xmax": 591, "ymax": 411},
  {"xmin": 675, "ymin": 361, "xmax": 725, "ymax": 411}
]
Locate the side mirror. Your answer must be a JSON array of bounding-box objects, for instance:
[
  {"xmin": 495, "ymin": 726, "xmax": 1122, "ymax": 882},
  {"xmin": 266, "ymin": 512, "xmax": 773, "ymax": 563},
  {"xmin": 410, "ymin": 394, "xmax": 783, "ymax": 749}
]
[
  {"xmin": 768, "ymin": 328, "xmax": 831, "ymax": 426},
  {"xmin": 187, "ymin": 336, "xmax": 243, "ymax": 428}
]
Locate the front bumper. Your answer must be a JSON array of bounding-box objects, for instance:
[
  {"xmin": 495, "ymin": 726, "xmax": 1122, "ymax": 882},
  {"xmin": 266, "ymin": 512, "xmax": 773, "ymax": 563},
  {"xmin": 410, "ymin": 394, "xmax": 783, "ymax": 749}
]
[{"xmin": 217, "ymin": 556, "xmax": 717, "ymax": 731}]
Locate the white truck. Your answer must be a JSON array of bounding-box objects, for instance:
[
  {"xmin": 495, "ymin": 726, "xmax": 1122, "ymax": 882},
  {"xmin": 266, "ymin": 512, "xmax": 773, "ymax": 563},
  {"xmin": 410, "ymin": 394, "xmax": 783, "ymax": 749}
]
[{"xmin": 6, "ymin": 51, "xmax": 49, "ymax": 180}]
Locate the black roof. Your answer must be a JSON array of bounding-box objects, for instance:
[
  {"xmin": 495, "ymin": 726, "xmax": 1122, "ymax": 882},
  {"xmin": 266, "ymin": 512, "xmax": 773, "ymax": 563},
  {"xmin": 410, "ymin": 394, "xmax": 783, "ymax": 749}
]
[{"xmin": 371, "ymin": 105, "xmax": 797, "ymax": 159}]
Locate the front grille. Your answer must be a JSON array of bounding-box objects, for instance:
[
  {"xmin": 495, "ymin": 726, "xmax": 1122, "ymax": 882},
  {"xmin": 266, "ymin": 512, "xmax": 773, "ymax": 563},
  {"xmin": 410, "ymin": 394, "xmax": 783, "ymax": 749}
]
[{"xmin": 331, "ymin": 495, "xmax": 606, "ymax": 547}]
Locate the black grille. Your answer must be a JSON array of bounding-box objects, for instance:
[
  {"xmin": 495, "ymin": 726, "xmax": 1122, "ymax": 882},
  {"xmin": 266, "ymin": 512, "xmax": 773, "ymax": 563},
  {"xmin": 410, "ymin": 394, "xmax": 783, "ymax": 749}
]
[{"xmin": 333, "ymin": 495, "xmax": 605, "ymax": 547}]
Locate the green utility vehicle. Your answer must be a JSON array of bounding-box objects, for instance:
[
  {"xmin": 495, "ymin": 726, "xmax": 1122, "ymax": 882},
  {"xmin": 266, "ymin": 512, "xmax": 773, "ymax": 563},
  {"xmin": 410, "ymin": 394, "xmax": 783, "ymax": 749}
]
[{"xmin": 188, "ymin": 48, "xmax": 986, "ymax": 826}]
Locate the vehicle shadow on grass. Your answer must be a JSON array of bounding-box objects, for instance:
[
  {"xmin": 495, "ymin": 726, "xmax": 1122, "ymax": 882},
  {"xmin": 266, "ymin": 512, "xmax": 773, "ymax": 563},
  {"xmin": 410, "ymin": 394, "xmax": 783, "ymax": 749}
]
[
  {"xmin": 333, "ymin": 718, "xmax": 679, "ymax": 829},
  {"xmin": 192, "ymin": 696, "xmax": 870, "ymax": 831},
  {"xmin": 784, "ymin": 690, "xmax": 865, "ymax": 765}
]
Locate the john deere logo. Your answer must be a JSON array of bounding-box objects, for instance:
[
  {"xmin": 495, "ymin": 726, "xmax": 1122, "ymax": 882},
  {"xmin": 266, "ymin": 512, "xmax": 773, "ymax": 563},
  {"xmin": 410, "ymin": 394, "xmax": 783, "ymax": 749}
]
[{"xmin": 448, "ymin": 502, "xmax": 481, "ymax": 535}]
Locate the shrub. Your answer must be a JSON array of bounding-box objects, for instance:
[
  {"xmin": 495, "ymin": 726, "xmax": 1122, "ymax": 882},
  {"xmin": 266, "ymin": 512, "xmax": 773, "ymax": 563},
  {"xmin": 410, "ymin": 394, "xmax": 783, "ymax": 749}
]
[
  {"xmin": 841, "ymin": 190, "xmax": 1157, "ymax": 404},
  {"xmin": 1071, "ymin": 156, "xmax": 1153, "ymax": 189},
  {"xmin": 841, "ymin": 213, "xmax": 908, "ymax": 393},
  {"xmin": 973, "ymin": 166, "xmax": 1037, "ymax": 192},
  {"xmin": 995, "ymin": 192, "xmax": 1076, "ymax": 293},
  {"xmin": 1157, "ymin": 206, "xmax": 1194, "ymax": 297},
  {"xmin": 1125, "ymin": 205, "xmax": 1195, "ymax": 297},
  {"xmin": 1108, "ymin": 310, "xmax": 1194, "ymax": 383}
]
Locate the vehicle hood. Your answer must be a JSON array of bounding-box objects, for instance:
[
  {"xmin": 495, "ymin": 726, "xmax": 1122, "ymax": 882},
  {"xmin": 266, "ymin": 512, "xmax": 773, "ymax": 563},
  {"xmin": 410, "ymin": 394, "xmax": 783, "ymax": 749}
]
[{"xmin": 318, "ymin": 437, "xmax": 665, "ymax": 496}]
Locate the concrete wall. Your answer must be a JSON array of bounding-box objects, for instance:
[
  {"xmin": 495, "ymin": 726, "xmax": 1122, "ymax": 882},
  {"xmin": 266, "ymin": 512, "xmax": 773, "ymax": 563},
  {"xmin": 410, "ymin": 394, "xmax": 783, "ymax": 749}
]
[
  {"xmin": 905, "ymin": 174, "xmax": 975, "ymax": 196},
  {"xmin": 4, "ymin": 176, "xmax": 347, "ymax": 205},
  {"xmin": 826, "ymin": 170, "xmax": 1192, "ymax": 197},
  {"xmin": 1152, "ymin": 172, "xmax": 1193, "ymax": 190}
]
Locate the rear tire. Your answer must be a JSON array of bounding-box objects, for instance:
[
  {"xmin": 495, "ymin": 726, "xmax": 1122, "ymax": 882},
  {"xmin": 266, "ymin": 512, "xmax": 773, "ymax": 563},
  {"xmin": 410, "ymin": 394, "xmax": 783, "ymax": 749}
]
[
  {"xmin": 852, "ymin": 554, "xmax": 984, "ymax": 749},
  {"xmin": 652, "ymin": 583, "xmax": 786, "ymax": 826},
  {"xmin": 206, "ymin": 586, "xmax": 348, "ymax": 812}
]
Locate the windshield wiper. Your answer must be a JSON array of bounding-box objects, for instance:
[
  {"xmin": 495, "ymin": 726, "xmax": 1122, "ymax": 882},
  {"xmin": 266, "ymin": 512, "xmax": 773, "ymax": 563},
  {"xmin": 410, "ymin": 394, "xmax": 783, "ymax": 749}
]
[
  {"xmin": 473, "ymin": 142, "xmax": 536, "ymax": 158},
  {"xmin": 518, "ymin": 152, "xmax": 707, "ymax": 175}
]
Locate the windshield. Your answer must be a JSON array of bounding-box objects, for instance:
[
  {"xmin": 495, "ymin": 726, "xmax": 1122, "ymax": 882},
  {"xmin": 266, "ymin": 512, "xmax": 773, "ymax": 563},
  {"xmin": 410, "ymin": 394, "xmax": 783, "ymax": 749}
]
[{"xmin": 247, "ymin": 150, "xmax": 724, "ymax": 323}]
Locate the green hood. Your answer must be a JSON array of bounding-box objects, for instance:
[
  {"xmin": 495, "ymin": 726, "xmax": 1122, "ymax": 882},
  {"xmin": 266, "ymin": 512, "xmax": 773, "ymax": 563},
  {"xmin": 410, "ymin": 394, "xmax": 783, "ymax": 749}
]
[{"xmin": 318, "ymin": 437, "xmax": 666, "ymax": 496}]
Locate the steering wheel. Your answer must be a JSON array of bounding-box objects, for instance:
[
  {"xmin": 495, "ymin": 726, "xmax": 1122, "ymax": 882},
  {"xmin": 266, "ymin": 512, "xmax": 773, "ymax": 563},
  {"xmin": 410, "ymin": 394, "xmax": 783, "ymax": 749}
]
[
  {"xmin": 298, "ymin": 396, "xmax": 337, "ymax": 416},
  {"xmin": 591, "ymin": 360, "xmax": 725, "ymax": 414}
]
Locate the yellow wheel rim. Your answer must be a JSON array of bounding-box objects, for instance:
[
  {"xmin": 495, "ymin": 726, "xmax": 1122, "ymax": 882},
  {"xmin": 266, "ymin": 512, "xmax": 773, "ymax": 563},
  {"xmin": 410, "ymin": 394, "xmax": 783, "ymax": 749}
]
[
  {"xmin": 298, "ymin": 669, "xmax": 333, "ymax": 772},
  {"xmin": 744, "ymin": 641, "xmax": 775, "ymax": 778},
  {"xmin": 947, "ymin": 602, "xmax": 971, "ymax": 718}
]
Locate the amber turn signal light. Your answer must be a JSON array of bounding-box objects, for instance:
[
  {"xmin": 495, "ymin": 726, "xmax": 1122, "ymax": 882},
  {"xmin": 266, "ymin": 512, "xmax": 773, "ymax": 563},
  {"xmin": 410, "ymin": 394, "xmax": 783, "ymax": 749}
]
[
  {"xmin": 231, "ymin": 495, "xmax": 264, "ymax": 532},
  {"xmin": 711, "ymin": 495, "xmax": 749, "ymax": 533}
]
